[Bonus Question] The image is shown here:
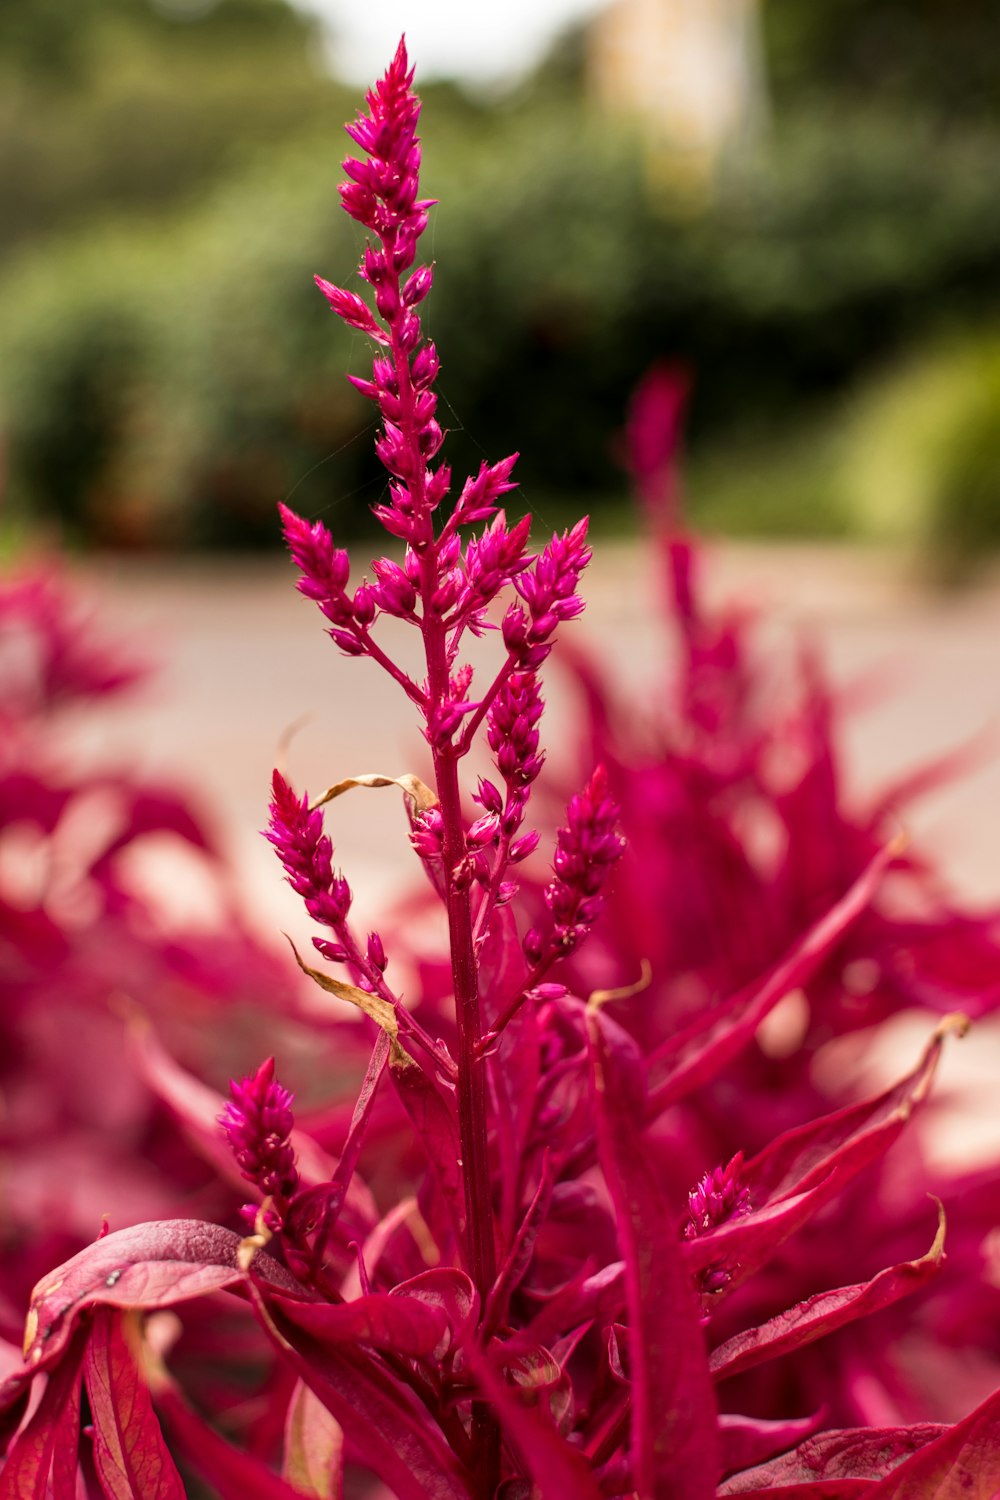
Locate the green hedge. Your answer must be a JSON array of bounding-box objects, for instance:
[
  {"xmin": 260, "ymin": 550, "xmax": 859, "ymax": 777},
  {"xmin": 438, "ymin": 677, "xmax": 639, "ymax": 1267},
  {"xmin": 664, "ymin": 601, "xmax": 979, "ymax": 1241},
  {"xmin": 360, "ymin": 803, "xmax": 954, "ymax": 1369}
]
[{"xmin": 3, "ymin": 97, "xmax": 1000, "ymax": 547}]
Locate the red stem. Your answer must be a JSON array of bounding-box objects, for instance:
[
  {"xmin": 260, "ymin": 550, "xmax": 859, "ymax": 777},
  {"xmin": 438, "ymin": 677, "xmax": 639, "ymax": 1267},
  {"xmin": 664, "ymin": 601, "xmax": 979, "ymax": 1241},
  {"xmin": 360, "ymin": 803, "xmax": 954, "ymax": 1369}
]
[{"xmin": 384, "ymin": 255, "xmax": 500, "ymax": 1497}]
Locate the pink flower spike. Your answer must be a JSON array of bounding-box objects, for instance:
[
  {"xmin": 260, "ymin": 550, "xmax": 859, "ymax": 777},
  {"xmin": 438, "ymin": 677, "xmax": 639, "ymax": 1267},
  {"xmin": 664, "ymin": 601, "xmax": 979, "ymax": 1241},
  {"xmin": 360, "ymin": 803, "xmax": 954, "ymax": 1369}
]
[
  {"xmin": 265, "ymin": 769, "xmax": 352, "ymax": 929},
  {"xmin": 535, "ymin": 764, "xmax": 625, "ymax": 958},
  {"xmin": 220, "ymin": 1056, "xmax": 299, "ymax": 1210},
  {"xmin": 279, "ymin": 503, "xmax": 352, "ymax": 626}
]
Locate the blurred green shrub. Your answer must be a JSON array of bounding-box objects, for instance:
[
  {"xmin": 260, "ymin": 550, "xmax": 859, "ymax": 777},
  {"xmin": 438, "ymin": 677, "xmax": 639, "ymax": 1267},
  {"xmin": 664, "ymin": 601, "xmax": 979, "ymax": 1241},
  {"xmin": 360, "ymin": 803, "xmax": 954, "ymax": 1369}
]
[
  {"xmin": 3, "ymin": 92, "xmax": 1000, "ymax": 548},
  {"xmin": 841, "ymin": 330, "xmax": 1000, "ymax": 577},
  {"xmin": 0, "ymin": 0, "xmax": 342, "ymax": 258}
]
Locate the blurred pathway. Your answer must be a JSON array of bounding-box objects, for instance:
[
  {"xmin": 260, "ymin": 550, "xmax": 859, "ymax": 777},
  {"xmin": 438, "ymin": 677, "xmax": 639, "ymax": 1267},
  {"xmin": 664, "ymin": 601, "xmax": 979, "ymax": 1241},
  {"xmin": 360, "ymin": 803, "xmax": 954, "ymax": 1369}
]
[
  {"xmin": 78, "ymin": 538, "xmax": 1000, "ymax": 907},
  {"xmin": 74, "ymin": 537, "xmax": 1000, "ymax": 1170}
]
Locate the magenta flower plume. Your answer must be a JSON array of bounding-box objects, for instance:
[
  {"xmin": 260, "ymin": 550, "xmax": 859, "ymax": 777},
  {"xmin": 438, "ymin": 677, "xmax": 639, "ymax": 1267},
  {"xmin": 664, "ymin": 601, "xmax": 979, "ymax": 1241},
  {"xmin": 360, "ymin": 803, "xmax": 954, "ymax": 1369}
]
[
  {"xmin": 525, "ymin": 764, "xmax": 625, "ymax": 962},
  {"xmin": 315, "ymin": 36, "xmax": 444, "ymax": 550},
  {"xmin": 504, "ymin": 518, "xmax": 592, "ymax": 669},
  {"xmin": 220, "ymin": 1056, "xmax": 299, "ymax": 1215},
  {"xmin": 16, "ymin": 49, "xmax": 1000, "ymax": 1500},
  {"xmin": 265, "ymin": 768, "xmax": 351, "ymax": 929}
]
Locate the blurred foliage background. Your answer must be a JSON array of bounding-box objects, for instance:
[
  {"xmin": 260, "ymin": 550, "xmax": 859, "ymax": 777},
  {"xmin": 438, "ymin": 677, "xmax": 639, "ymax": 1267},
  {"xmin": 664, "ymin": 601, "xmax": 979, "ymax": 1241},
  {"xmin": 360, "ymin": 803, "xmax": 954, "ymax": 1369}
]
[{"xmin": 1, "ymin": 0, "xmax": 1000, "ymax": 566}]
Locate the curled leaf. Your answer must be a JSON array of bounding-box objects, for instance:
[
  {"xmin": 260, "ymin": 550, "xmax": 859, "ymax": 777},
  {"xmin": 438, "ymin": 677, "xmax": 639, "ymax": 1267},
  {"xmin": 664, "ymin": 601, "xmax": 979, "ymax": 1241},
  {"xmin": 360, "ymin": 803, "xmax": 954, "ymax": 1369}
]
[
  {"xmin": 287, "ymin": 940, "xmax": 400, "ymax": 1039},
  {"xmin": 710, "ymin": 1202, "xmax": 947, "ymax": 1382},
  {"xmin": 23, "ymin": 1220, "xmax": 306, "ymax": 1369},
  {"xmin": 311, "ymin": 773, "xmax": 438, "ymax": 817}
]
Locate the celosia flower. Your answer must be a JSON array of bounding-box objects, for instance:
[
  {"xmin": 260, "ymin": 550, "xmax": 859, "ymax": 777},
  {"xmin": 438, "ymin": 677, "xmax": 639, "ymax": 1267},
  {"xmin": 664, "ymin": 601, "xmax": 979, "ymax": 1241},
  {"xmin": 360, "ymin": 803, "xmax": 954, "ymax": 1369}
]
[
  {"xmin": 524, "ymin": 764, "xmax": 625, "ymax": 962},
  {"xmin": 9, "ymin": 44, "xmax": 1000, "ymax": 1500},
  {"xmin": 219, "ymin": 1056, "xmax": 299, "ymax": 1228},
  {"xmin": 265, "ymin": 768, "xmax": 351, "ymax": 930}
]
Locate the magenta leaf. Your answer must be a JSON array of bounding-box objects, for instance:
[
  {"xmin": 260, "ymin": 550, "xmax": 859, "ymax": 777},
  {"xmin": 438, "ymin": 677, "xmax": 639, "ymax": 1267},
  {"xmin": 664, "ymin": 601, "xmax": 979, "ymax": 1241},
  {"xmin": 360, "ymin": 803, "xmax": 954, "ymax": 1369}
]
[
  {"xmin": 682, "ymin": 1018, "xmax": 965, "ymax": 1292},
  {"xmin": 719, "ymin": 1423, "xmax": 948, "ymax": 1494},
  {"xmin": 867, "ymin": 1383, "xmax": 1000, "ymax": 1497},
  {"xmin": 746, "ymin": 1015, "xmax": 966, "ymax": 1204},
  {"xmin": 462, "ymin": 1341, "xmax": 602, "ymax": 1500},
  {"xmin": 646, "ymin": 846, "xmax": 891, "ymax": 1114},
  {"xmin": 0, "ymin": 1327, "xmax": 87, "ymax": 1498},
  {"xmin": 710, "ymin": 1204, "xmax": 946, "ymax": 1381},
  {"xmin": 718, "ymin": 1413, "xmax": 827, "ymax": 1480},
  {"xmin": 83, "ymin": 1308, "xmax": 186, "ymax": 1500},
  {"xmin": 23, "ymin": 1221, "xmax": 307, "ymax": 1370},
  {"xmin": 273, "ymin": 1290, "xmax": 449, "ymax": 1359},
  {"xmin": 246, "ymin": 1282, "xmax": 473, "ymax": 1500},
  {"xmin": 390, "ymin": 1268, "xmax": 478, "ymax": 1358},
  {"xmin": 587, "ymin": 1002, "xmax": 720, "ymax": 1498}
]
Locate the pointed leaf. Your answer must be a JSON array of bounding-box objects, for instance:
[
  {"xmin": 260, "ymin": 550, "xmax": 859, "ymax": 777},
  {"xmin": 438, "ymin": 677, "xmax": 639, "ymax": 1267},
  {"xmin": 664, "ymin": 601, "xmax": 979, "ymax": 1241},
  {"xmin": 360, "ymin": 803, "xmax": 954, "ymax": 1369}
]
[
  {"xmin": 683, "ymin": 1021, "xmax": 964, "ymax": 1294},
  {"xmin": 0, "ymin": 1327, "xmax": 87, "ymax": 1499},
  {"xmin": 719, "ymin": 1424, "xmax": 947, "ymax": 1494},
  {"xmin": 83, "ymin": 1309, "xmax": 185, "ymax": 1500},
  {"xmin": 587, "ymin": 1003, "xmax": 719, "ymax": 1499},
  {"xmin": 23, "ymin": 1221, "xmax": 307, "ymax": 1370},
  {"xmin": 283, "ymin": 1380, "xmax": 343, "ymax": 1500},
  {"xmin": 245, "ymin": 1282, "xmax": 472, "ymax": 1500},
  {"xmin": 273, "ymin": 1291, "xmax": 448, "ymax": 1359},
  {"xmin": 288, "ymin": 942, "xmax": 399, "ymax": 1037},
  {"xmin": 311, "ymin": 772, "xmax": 438, "ymax": 816},
  {"xmin": 746, "ymin": 1015, "xmax": 967, "ymax": 1205},
  {"xmin": 710, "ymin": 1203, "xmax": 946, "ymax": 1381},
  {"xmin": 647, "ymin": 846, "xmax": 891, "ymax": 1114}
]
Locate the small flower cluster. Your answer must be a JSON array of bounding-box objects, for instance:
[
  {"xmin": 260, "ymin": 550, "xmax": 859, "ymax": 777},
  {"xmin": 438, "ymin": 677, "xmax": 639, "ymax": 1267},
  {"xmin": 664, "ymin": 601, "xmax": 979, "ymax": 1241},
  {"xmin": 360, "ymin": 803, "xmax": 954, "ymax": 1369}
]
[
  {"xmin": 266, "ymin": 768, "xmax": 351, "ymax": 931},
  {"xmin": 526, "ymin": 765, "xmax": 625, "ymax": 962},
  {"xmin": 502, "ymin": 519, "xmax": 592, "ymax": 670},
  {"xmin": 684, "ymin": 1151, "xmax": 751, "ymax": 1238},
  {"xmin": 219, "ymin": 1056, "xmax": 299, "ymax": 1230}
]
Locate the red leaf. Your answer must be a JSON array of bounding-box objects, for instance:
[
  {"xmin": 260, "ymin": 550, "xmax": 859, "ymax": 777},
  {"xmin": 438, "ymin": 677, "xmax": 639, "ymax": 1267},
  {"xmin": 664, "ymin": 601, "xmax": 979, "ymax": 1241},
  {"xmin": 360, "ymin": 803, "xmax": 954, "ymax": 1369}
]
[
  {"xmin": 462, "ymin": 1341, "xmax": 602, "ymax": 1500},
  {"xmin": 0, "ymin": 1327, "xmax": 87, "ymax": 1499},
  {"xmin": 273, "ymin": 1291, "xmax": 449, "ymax": 1359},
  {"xmin": 710, "ymin": 1203, "xmax": 946, "ymax": 1381},
  {"xmin": 389, "ymin": 1268, "xmax": 478, "ymax": 1359},
  {"xmin": 682, "ymin": 1018, "xmax": 964, "ymax": 1293},
  {"xmin": 83, "ymin": 1309, "xmax": 185, "ymax": 1500},
  {"xmin": 646, "ymin": 846, "xmax": 891, "ymax": 1115},
  {"xmin": 587, "ymin": 1003, "xmax": 719, "ymax": 1499},
  {"xmin": 246, "ymin": 1282, "xmax": 472, "ymax": 1500},
  {"xmin": 23, "ymin": 1221, "xmax": 307, "ymax": 1371},
  {"xmin": 868, "ymin": 1383, "xmax": 1000, "ymax": 1497},
  {"xmin": 747, "ymin": 1015, "xmax": 966, "ymax": 1205},
  {"xmin": 718, "ymin": 1423, "xmax": 947, "ymax": 1494},
  {"xmin": 718, "ymin": 1412, "xmax": 826, "ymax": 1480}
]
